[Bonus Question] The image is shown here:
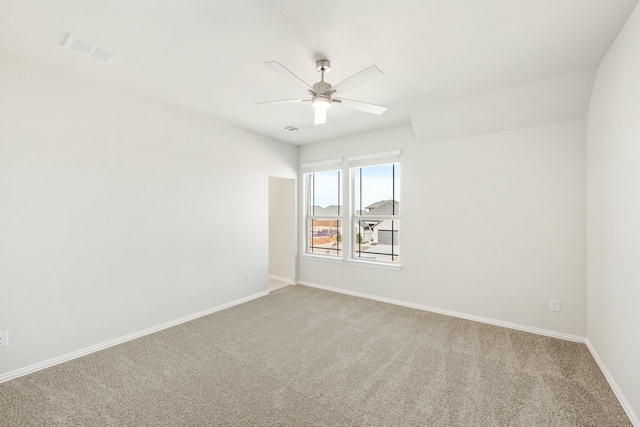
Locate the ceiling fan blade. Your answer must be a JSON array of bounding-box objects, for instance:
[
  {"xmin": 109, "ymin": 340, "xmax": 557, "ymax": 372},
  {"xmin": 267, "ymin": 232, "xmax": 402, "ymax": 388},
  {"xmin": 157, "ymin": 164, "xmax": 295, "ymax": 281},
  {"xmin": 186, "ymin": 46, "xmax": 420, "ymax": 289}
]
[
  {"xmin": 255, "ymin": 98, "xmax": 310, "ymax": 105},
  {"xmin": 314, "ymin": 108, "xmax": 327, "ymax": 125},
  {"xmin": 336, "ymin": 98, "xmax": 387, "ymax": 115},
  {"xmin": 264, "ymin": 61, "xmax": 312, "ymax": 93},
  {"xmin": 331, "ymin": 65, "xmax": 385, "ymax": 96}
]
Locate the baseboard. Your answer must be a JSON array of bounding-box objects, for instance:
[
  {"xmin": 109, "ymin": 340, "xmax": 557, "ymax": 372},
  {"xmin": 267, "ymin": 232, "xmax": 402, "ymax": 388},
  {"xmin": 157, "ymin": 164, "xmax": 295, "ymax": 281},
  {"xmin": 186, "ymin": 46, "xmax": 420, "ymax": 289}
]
[
  {"xmin": 268, "ymin": 274, "xmax": 295, "ymax": 284},
  {"xmin": 585, "ymin": 339, "xmax": 639, "ymax": 426},
  {"xmin": 297, "ymin": 281, "xmax": 585, "ymax": 343},
  {"xmin": 0, "ymin": 291, "xmax": 269, "ymax": 384}
]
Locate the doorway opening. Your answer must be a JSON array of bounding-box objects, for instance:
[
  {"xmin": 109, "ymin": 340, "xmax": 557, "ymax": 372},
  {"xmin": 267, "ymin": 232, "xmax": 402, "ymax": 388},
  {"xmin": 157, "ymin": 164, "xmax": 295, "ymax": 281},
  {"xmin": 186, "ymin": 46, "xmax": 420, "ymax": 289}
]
[{"xmin": 268, "ymin": 176, "xmax": 296, "ymax": 291}]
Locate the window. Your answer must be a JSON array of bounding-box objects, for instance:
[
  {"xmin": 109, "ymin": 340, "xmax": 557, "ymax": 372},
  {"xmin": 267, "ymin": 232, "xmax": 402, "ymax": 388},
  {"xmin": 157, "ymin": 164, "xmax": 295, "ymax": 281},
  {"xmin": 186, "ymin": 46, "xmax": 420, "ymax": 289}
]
[
  {"xmin": 302, "ymin": 150, "xmax": 401, "ymax": 266},
  {"xmin": 305, "ymin": 169, "xmax": 342, "ymax": 256},
  {"xmin": 352, "ymin": 162, "xmax": 400, "ymax": 262}
]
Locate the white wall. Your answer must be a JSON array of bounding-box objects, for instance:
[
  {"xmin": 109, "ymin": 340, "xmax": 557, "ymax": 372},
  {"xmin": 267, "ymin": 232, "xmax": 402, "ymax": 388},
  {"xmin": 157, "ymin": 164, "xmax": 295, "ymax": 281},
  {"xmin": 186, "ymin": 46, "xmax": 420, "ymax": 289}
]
[
  {"xmin": 411, "ymin": 69, "xmax": 595, "ymax": 144},
  {"xmin": 299, "ymin": 120, "xmax": 586, "ymax": 337},
  {"xmin": 269, "ymin": 176, "xmax": 296, "ymax": 281},
  {"xmin": 586, "ymin": 2, "xmax": 640, "ymax": 422},
  {"xmin": 0, "ymin": 52, "xmax": 297, "ymax": 376}
]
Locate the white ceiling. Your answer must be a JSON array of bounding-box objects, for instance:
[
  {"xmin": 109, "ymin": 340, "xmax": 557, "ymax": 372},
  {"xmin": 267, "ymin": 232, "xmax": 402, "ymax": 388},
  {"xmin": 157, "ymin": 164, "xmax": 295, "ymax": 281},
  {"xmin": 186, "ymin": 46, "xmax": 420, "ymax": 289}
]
[{"xmin": 0, "ymin": 0, "xmax": 637, "ymax": 145}]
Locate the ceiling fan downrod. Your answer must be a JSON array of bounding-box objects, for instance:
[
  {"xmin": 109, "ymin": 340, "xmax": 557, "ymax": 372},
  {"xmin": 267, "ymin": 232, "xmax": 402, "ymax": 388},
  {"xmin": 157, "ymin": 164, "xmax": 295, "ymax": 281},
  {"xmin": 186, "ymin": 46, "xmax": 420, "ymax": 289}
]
[{"xmin": 312, "ymin": 59, "xmax": 333, "ymax": 98}]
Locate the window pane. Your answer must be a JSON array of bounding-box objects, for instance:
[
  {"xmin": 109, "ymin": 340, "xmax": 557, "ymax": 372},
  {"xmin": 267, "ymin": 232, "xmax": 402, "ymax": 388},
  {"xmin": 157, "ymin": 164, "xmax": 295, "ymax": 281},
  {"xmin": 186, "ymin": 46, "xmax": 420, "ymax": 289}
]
[
  {"xmin": 353, "ymin": 163, "xmax": 400, "ymax": 263},
  {"xmin": 307, "ymin": 170, "xmax": 341, "ymax": 216},
  {"xmin": 308, "ymin": 219, "xmax": 342, "ymax": 256},
  {"xmin": 354, "ymin": 163, "xmax": 400, "ymax": 215},
  {"xmin": 354, "ymin": 219, "xmax": 399, "ymax": 262}
]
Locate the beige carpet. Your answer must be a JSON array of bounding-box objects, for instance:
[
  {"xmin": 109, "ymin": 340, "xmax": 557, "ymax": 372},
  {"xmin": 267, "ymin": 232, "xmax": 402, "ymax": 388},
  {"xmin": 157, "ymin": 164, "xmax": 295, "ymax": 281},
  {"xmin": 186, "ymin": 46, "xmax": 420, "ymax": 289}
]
[{"xmin": 0, "ymin": 285, "xmax": 631, "ymax": 426}]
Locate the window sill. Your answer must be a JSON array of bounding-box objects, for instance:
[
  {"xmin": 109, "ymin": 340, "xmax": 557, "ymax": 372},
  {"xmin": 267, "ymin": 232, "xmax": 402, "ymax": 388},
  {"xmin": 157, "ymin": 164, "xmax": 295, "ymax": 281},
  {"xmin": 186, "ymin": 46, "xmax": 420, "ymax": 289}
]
[
  {"xmin": 300, "ymin": 254, "xmax": 344, "ymax": 264},
  {"xmin": 347, "ymin": 259, "xmax": 402, "ymax": 271}
]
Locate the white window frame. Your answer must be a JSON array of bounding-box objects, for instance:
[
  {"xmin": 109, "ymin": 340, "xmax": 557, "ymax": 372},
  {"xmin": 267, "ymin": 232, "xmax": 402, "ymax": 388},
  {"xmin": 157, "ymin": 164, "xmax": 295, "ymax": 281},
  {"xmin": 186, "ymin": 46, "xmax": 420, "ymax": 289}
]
[
  {"xmin": 300, "ymin": 150, "xmax": 401, "ymax": 269},
  {"xmin": 301, "ymin": 158, "xmax": 343, "ymax": 259},
  {"xmin": 348, "ymin": 150, "xmax": 401, "ymax": 268}
]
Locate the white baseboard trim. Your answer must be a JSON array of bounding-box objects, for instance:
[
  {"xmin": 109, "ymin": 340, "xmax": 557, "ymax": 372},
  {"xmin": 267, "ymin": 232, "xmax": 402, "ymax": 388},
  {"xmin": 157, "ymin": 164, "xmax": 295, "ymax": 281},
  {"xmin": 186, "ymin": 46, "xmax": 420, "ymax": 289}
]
[
  {"xmin": 297, "ymin": 281, "xmax": 585, "ymax": 343},
  {"xmin": 268, "ymin": 274, "xmax": 295, "ymax": 284},
  {"xmin": 0, "ymin": 291, "xmax": 269, "ymax": 384},
  {"xmin": 585, "ymin": 339, "xmax": 639, "ymax": 426}
]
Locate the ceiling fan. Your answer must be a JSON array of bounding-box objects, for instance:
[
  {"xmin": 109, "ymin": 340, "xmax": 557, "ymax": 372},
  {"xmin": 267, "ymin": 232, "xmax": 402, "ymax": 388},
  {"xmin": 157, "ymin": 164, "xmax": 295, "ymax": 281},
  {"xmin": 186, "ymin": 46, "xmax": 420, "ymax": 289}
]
[{"xmin": 256, "ymin": 59, "xmax": 387, "ymax": 125}]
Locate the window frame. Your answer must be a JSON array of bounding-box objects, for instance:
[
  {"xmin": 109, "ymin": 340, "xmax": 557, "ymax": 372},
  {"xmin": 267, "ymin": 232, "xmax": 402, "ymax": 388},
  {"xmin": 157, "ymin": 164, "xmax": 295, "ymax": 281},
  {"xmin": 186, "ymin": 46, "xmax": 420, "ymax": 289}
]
[
  {"xmin": 301, "ymin": 159, "xmax": 343, "ymax": 259},
  {"xmin": 300, "ymin": 150, "xmax": 401, "ymax": 269},
  {"xmin": 350, "ymin": 161, "xmax": 401, "ymax": 265}
]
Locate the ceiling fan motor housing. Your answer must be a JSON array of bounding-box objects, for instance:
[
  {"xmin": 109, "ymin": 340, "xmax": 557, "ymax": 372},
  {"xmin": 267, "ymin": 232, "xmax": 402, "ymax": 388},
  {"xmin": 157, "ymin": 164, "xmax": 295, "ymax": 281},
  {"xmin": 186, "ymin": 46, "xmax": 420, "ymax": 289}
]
[{"xmin": 313, "ymin": 81, "xmax": 332, "ymax": 94}]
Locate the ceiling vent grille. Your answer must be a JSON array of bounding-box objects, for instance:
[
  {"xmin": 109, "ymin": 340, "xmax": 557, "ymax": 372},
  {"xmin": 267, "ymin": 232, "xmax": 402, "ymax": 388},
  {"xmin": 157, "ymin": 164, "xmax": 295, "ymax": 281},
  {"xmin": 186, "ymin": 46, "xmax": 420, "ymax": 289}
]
[
  {"xmin": 283, "ymin": 125, "xmax": 301, "ymax": 132},
  {"xmin": 62, "ymin": 33, "xmax": 119, "ymax": 65}
]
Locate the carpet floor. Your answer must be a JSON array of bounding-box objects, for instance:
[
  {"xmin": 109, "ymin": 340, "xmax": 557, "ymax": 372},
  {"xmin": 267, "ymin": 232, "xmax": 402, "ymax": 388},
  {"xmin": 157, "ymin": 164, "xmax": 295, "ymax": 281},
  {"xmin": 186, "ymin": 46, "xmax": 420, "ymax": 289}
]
[{"xmin": 0, "ymin": 285, "xmax": 631, "ymax": 426}]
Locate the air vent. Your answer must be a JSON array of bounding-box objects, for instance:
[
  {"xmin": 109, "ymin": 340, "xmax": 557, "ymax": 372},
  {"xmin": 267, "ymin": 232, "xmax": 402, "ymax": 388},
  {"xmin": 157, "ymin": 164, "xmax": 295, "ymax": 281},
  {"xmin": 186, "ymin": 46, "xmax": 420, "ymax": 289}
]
[
  {"xmin": 283, "ymin": 125, "xmax": 301, "ymax": 132},
  {"xmin": 62, "ymin": 33, "xmax": 119, "ymax": 65}
]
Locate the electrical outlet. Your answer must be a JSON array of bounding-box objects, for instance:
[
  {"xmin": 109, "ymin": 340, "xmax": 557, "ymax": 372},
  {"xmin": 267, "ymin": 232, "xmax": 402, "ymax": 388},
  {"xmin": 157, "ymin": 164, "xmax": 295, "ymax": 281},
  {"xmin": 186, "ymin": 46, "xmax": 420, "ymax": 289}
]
[
  {"xmin": 336, "ymin": 267, "xmax": 342, "ymax": 276},
  {"xmin": 246, "ymin": 273, "xmax": 252, "ymax": 283},
  {"xmin": 550, "ymin": 300, "xmax": 561, "ymax": 312},
  {"xmin": 0, "ymin": 330, "xmax": 8, "ymax": 347}
]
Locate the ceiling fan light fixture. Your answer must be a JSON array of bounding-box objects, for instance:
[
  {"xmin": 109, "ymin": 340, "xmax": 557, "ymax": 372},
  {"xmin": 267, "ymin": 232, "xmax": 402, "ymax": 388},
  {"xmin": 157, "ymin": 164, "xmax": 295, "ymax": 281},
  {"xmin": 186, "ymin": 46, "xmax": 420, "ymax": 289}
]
[{"xmin": 312, "ymin": 95, "xmax": 332, "ymax": 110}]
